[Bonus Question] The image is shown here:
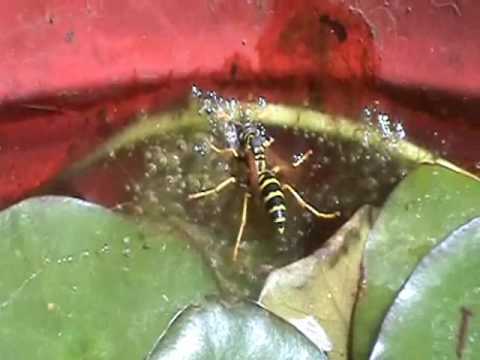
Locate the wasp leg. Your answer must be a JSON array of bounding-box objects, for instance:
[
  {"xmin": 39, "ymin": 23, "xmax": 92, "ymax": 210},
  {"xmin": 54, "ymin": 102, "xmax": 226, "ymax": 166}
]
[
  {"xmin": 208, "ymin": 142, "xmax": 239, "ymax": 158},
  {"xmin": 233, "ymin": 192, "xmax": 251, "ymax": 261},
  {"xmin": 188, "ymin": 176, "xmax": 237, "ymax": 200},
  {"xmin": 282, "ymin": 183, "xmax": 340, "ymax": 219},
  {"xmin": 292, "ymin": 149, "xmax": 313, "ymax": 168}
]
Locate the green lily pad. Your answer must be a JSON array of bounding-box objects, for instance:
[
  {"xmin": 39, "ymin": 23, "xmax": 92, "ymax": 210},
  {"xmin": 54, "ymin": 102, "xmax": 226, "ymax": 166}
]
[
  {"xmin": 146, "ymin": 300, "xmax": 328, "ymax": 360},
  {"xmin": 259, "ymin": 206, "xmax": 378, "ymax": 359},
  {"xmin": 371, "ymin": 217, "xmax": 480, "ymax": 359},
  {"xmin": 0, "ymin": 196, "xmax": 218, "ymax": 359},
  {"xmin": 352, "ymin": 165, "xmax": 480, "ymax": 359}
]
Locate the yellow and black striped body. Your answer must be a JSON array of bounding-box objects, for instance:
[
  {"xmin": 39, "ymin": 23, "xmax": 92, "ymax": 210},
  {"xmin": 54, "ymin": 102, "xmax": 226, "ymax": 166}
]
[
  {"xmin": 258, "ymin": 170, "xmax": 286, "ymax": 234},
  {"xmin": 243, "ymin": 123, "xmax": 287, "ymax": 235}
]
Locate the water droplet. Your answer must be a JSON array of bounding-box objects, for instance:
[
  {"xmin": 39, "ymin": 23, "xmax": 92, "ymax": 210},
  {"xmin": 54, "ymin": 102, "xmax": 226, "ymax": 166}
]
[
  {"xmin": 193, "ymin": 142, "xmax": 208, "ymax": 156},
  {"xmin": 257, "ymin": 96, "xmax": 267, "ymax": 108},
  {"xmin": 191, "ymin": 84, "xmax": 202, "ymax": 98},
  {"xmin": 145, "ymin": 162, "xmax": 158, "ymax": 176},
  {"xmin": 99, "ymin": 243, "xmax": 110, "ymax": 254},
  {"xmin": 176, "ymin": 138, "xmax": 188, "ymax": 152}
]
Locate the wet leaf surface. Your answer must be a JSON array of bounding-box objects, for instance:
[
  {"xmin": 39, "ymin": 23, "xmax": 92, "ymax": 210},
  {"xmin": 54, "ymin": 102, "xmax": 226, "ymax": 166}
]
[
  {"xmin": 146, "ymin": 300, "xmax": 328, "ymax": 360},
  {"xmin": 0, "ymin": 196, "xmax": 218, "ymax": 359},
  {"xmin": 352, "ymin": 165, "xmax": 480, "ymax": 359},
  {"xmin": 259, "ymin": 206, "xmax": 378, "ymax": 359},
  {"xmin": 371, "ymin": 218, "xmax": 480, "ymax": 360}
]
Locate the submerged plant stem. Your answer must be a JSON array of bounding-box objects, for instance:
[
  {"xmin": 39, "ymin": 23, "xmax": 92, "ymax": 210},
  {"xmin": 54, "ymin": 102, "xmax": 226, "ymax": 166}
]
[
  {"xmin": 66, "ymin": 102, "xmax": 479, "ymax": 181},
  {"xmin": 257, "ymin": 105, "xmax": 478, "ymax": 181}
]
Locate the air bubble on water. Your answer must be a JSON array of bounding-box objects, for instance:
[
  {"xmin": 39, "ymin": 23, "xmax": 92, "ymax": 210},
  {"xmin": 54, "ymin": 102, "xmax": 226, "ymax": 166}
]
[
  {"xmin": 360, "ymin": 105, "xmax": 407, "ymax": 147},
  {"xmin": 222, "ymin": 121, "xmax": 240, "ymax": 149},
  {"xmin": 320, "ymin": 155, "xmax": 331, "ymax": 165},
  {"xmin": 146, "ymin": 190, "xmax": 159, "ymax": 204},
  {"xmin": 154, "ymin": 148, "xmax": 168, "ymax": 168},
  {"xmin": 292, "ymin": 152, "xmax": 304, "ymax": 164},
  {"xmin": 378, "ymin": 113, "xmax": 406, "ymax": 142},
  {"xmin": 132, "ymin": 183, "xmax": 141, "ymax": 193},
  {"xmin": 133, "ymin": 205, "xmax": 145, "ymax": 215},
  {"xmin": 191, "ymin": 84, "xmax": 202, "ymax": 98},
  {"xmin": 257, "ymin": 96, "xmax": 267, "ymax": 108},
  {"xmin": 193, "ymin": 142, "xmax": 208, "ymax": 156},
  {"xmin": 296, "ymin": 229, "xmax": 306, "ymax": 238},
  {"xmin": 176, "ymin": 138, "xmax": 188, "ymax": 152},
  {"xmin": 361, "ymin": 105, "xmax": 376, "ymax": 124},
  {"xmin": 394, "ymin": 122, "xmax": 406, "ymax": 139},
  {"xmin": 302, "ymin": 211, "xmax": 314, "ymax": 223},
  {"xmin": 165, "ymin": 175, "xmax": 175, "ymax": 185},
  {"xmin": 168, "ymin": 154, "xmax": 181, "ymax": 168},
  {"xmin": 312, "ymin": 162, "xmax": 322, "ymax": 171},
  {"xmin": 186, "ymin": 175, "xmax": 201, "ymax": 192},
  {"xmin": 99, "ymin": 243, "xmax": 110, "ymax": 254},
  {"xmin": 145, "ymin": 162, "xmax": 158, "ymax": 176}
]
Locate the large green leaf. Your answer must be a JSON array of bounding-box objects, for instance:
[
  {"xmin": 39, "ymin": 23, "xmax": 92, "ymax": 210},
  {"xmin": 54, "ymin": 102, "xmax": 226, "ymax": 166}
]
[
  {"xmin": 0, "ymin": 196, "xmax": 218, "ymax": 359},
  {"xmin": 146, "ymin": 300, "xmax": 328, "ymax": 360},
  {"xmin": 259, "ymin": 206, "xmax": 377, "ymax": 359},
  {"xmin": 371, "ymin": 217, "xmax": 480, "ymax": 359},
  {"xmin": 352, "ymin": 165, "xmax": 480, "ymax": 359}
]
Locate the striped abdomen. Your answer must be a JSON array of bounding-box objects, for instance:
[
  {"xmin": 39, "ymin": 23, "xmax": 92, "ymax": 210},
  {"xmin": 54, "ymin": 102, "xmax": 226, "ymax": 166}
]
[{"xmin": 258, "ymin": 170, "xmax": 287, "ymax": 234}]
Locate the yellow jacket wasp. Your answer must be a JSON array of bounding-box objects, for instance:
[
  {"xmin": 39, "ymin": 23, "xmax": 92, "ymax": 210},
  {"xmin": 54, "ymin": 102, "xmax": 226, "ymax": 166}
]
[{"xmin": 189, "ymin": 86, "xmax": 340, "ymax": 260}]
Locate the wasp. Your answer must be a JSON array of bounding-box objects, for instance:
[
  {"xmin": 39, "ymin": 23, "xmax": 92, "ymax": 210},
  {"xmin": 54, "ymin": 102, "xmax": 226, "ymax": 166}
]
[{"xmin": 189, "ymin": 88, "xmax": 340, "ymax": 260}]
